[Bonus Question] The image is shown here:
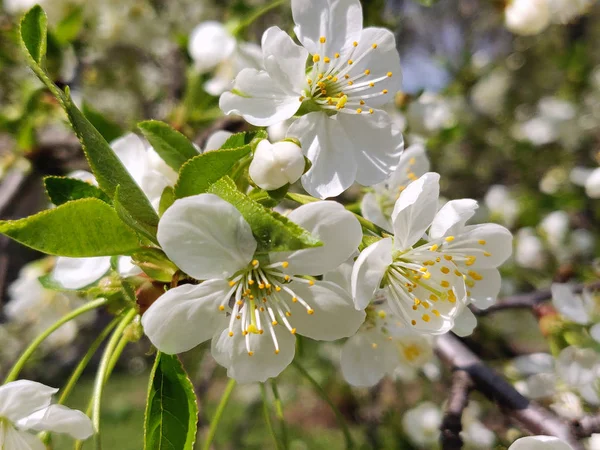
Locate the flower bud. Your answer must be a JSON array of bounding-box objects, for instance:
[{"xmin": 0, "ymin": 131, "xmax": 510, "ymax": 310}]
[
  {"xmin": 505, "ymin": 0, "xmax": 551, "ymax": 36},
  {"xmin": 249, "ymin": 140, "xmax": 305, "ymax": 190}
]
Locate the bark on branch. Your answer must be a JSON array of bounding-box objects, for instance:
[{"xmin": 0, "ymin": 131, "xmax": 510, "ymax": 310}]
[{"xmin": 440, "ymin": 370, "xmax": 473, "ymax": 450}]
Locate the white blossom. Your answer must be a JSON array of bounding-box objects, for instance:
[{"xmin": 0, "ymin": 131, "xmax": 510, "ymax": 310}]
[
  {"xmin": 220, "ymin": 0, "xmax": 404, "ymax": 198},
  {"xmin": 142, "ymin": 194, "xmax": 365, "ymax": 383},
  {"xmin": 352, "ymin": 172, "xmax": 513, "ymax": 335},
  {"xmin": 504, "ymin": 0, "xmax": 552, "ymax": 36},
  {"xmin": 0, "ymin": 380, "xmax": 93, "ymax": 449},
  {"xmin": 508, "ymin": 436, "xmax": 574, "ymax": 450},
  {"xmin": 249, "ymin": 140, "xmax": 305, "ymax": 190},
  {"xmin": 484, "ymin": 185, "xmax": 519, "ymax": 228},
  {"xmin": 515, "ymin": 228, "xmax": 546, "ymax": 270},
  {"xmin": 402, "ymin": 401, "xmax": 442, "ymax": 447}
]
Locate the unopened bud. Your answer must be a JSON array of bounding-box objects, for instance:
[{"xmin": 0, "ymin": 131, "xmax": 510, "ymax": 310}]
[{"xmin": 249, "ymin": 140, "xmax": 305, "ymax": 191}]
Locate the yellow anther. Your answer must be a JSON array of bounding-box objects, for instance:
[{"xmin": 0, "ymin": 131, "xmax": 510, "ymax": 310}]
[
  {"xmin": 371, "ymin": 343, "xmax": 378, "ymax": 349},
  {"xmin": 313, "ymin": 54, "xmax": 320, "ymax": 63},
  {"xmin": 236, "ymin": 315, "xmax": 241, "ymax": 319},
  {"xmin": 318, "ymin": 73, "xmax": 323, "ymax": 79},
  {"xmin": 420, "ymin": 267, "xmax": 428, "ymax": 272},
  {"xmin": 466, "ymin": 291, "xmax": 471, "ymax": 297},
  {"xmin": 441, "ymin": 267, "xmax": 450, "ymax": 274},
  {"xmin": 307, "ymin": 308, "xmax": 315, "ymax": 315},
  {"xmin": 378, "ymin": 310, "xmax": 386, "ymax": 318},
  {"xmin": 445, "ymin": 236, "xmax": 455, "ymax": 242},
  {"xmin": 353, "ymin": 41, "xmax": 358, "ymax": 47},
  {"xmin": 344, "ymin": 74, "xmax": 350, "ymax": 79},
  {"xmin": 324, "ymin": 57, "xmax": 331, "ymax": 63},
  {"xmin": 348, "ymin": 81, "xmax": 354, "ymax": 85},
  {"xmin": 369, "ymin": 109, "xmax": 374, "ymax": 114},
  {"xmin": 423, "ymin": 272, "xmax": 432, "ymax": 279},
  {"xmin": 332, "ymin": 77, "xmax": 338, "ymax": 82},
  {"xmin": 382, "ymin": 89, "xmax": 388, "ymax": 94},
  {"xmin": 447, "ymin": 290, "xmax": 457, "ymax": 303},
  {"xmin": 454, "ymin": 270, "xmax": 462, "ymax": 277},
  {"xmin": 334, "ymin": 52, "xmax": 340, "ymax": 58},
  {"xmin": 429, "ymin": 294, "xmax": 439, "ymax": 302},
  {"xmin": 408, "ymin": 172, "xmax": 417, "ymax": 181},
  {"xmin": 441, "ymin": 280, "xmax": 450, "ymax": 288},
  {"xmin": 284, "ymin": 275, "xmax": 290, "ymax": 281},
  {"xmin": 275, "ymin": 286, "xmax": 281, "ymax": 292},
  {"xmin": 364, "ymin": 69, "xmax": 371, "ymax": 75},
  {"xmin": 320, "ymin": 36, "xmax": 326, "ymax": 43},
  {"xmin": 228, "ymin": 331, "xmax": 234, "ymax": 337},
  {"xmin": 359, "ymin": 100, "xmax": 365, "ymax": 105},
  {"xmin": 411, "ymin": 320, "xmax": 417, "ymax": 326},
  {"xmin": 292, "ymin": 297, "xmax": 298, "ymax": 303},
  {"xmin": 247, "ymin": 324, "xmax": 260, "ymax": 334},
  {"xmin": 229, "ymin": 280, "xmax": 236, "ymax": 287},
  {"xmin": 307, "ymin": 78, "xmax": 313, "ymax": 85},
  {"xmin": 466, "ymin": 279, "xmax": 475, "ymax": 288},
  {"xmin": 372, "ymin": 43, "xmax": 378, "ymax": 49},
  {"xmin": 466, "ymin": 256, "xmax": 476, "ymax": 266},
  {"xmin": 290, "ymin": 328, "xmax": 297, "ymax": 334},
  {"xmin": 275, "ymin": 349, "xmax": 280, "ymax": 354},
  {"xmin": 356, "ymin": 108, "xmax": 363, "ymax": 113},
  {"xmin": 348, "ymin": 59, "xmax": 353, "ymax": 65},
  {"xmin": 422, "ymin": 301, "xmax": 430, "ymax": 309},
  {"xmin": 422, "ymin": 314, "xmax": 430, "ymax": 322},
  {"xmin": 258, "ymin": 283, "xmax": 265, "ymax": 289},
  {"xmin": 430, "ymin": 244, "xmax": 439, "ymax": 251},
  {"xmin": 248, "ymin": 351, "xmax": 254, "ymax": 356},
  {"xmin": 387, "ymin": 71, "xmax": 392, "ymax": 77},
  {"xmin": 299, "ymin": 96, "xmax": 305, "ymax": 102},
  {"xmin": 285, "ymin": 311, "xmax": 291, "ymax": 317},
  {"xmin": 484, "ymin": 251, "xmax": 492, "ymax": 257},
  {"xmin": 272, "ymin": 320, "xmax": 278, "ymax": 326},
  {"xmin": 219, "ymin": 305, "xmax": 225, "ymax": 311},
  {"xmin": 369, "ymin": 82, "xmax": 375, "ymax": 87},
  {"xmin": 308, "ymin": 280, "xmax": 315, "ymax": 286},
  {"xmin": 260, "ymin": 307, "xmax": 265, "ymax": 312},
  {"xmin": 414, "ymin": 298, "xmax": 421, "ymax": 305},
  {"xmin": 444, "ymin": 255, "xmax": 453, "ymax": 261},
  {"xmin": 336, "ymin": 95, "xmax": 348, "ymax": 109},
  {"xmin": 248, "ymin": 279, "xmax": 255, "ymax": 285},
  {"xmin": 468, "ymin": 271, "xmax": 483, "ymax": 281},
  {"xmin": 237, "ymin": 300, "xmax": 243, "ymax": 306},
  {"xmin": 478, "ymin": 239, "xmax": 486, "ymax": 245},
  {"xmin": 412, "ymin": 305, "xmax": 418, "ymax": 311},
  {"xmin": 432, "ymin": 309, "xmax": 440, "ymax": 317},
  {"xmin": 242, "ymin": 330, "xmax": 248, "ymax": 336},
  {"xmin": 265, "ymin": 283, "xmax": 271, "ymax": 289}
]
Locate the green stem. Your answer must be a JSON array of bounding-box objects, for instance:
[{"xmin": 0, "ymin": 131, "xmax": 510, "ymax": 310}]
[
  {"xmin": 105, "ymin": 332, "xmax": 130, "ymax": 381},
  {"xmin": 271, "ymin": 380, "xmax": 289, "ymax": 450},
  {"xmin": 4, "ymin": 297, "xmax": 108, "ymax": 384},
  {"xmin": 285, "ymin": 192, "xmax": 387, "ymax": 236},
  {"xmin": 91, "ymin": 309, "xmax": 137, "ymax": 450},
  {"xmin": 58, "ymin": 316, "xmax": 122, "ymax": 405},
  {"xmin": 292, "ymin": 361, "xmax": 354, "ymax": 449},
  {"xmin": 260, "ymin": 384, "xmax": 284, "ymax": 450},
  {"xmin": 232, "ymin": 0, "xmax": 285, "ymax": 36},
  {"xmin": 202, "ymin": 378, "xmax": 236, "ymax": 450}
]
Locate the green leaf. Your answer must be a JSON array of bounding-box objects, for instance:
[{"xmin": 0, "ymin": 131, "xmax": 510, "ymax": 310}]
[
  {"xmin": 144, "ymin": 353, "xmax": 198, "ymax": 450},
  {"xmin": 131, "ymin": 248, "xmax": 178, "ymax": 283},
  {"xmin": 174, "ymin": 145, "xmax": 252, "ymax": 198},
  {"xmin": 18, "ymin": 7, "xmax": 160, "ymax": 240},
  {"xmin": 82, "ymin": 103, "xmax": 123, "ymax": 143},
  {"xmin": 158, "ymin": 186, "xmax": 175, "ymax": 216},
  {"xmin": 219, "ymin": 130, "xmax": 267, "ymax": 150},
  {"xmin": 208, "ymin": 177, "xmax": 321, "ymax": 252},
  {"xmin": 44, "ymin": 176, "xmax": 111, "ymax": 206},
  {"xmin": 53, "ymin": 7, "xmax": 83, "ymax": 44},
  {"xmin": 114, "ymin": 186, "xmax": 159, "ymax": 245},
  {"xmin": 20, "ymin": 5, "xmax": 46, "ymax": 66},
  {"xmin": 138, "ymin": 120, "xmax": 199, "ymax": 171},
  {"xmin": 0, "ymin": 199, "xmax": 141, "ymax": 256}
]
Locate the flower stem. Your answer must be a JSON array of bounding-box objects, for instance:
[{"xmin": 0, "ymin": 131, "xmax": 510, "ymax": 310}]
[
  {"xmin": 91, "ymin": 308, "xmax": 137, "ymax": 450},
  {"xmin": 202, "ymin": 378, "xmax": 236, "ymax": 450},
  {"xmin": 271, "ymin": 380, "xmax": 289, "ymax": 450},
  {"xmin": 260, "ymin": 383, "xmax": 284, "ymax": 450},
  {"xmin": 3, "ymin": 297, "xmax": 109, "ymax": 384},
  {"xmin": 292, "ymin": 361, "xmax": 355, "ymax": 449},
  {"xmin": 285, "ymin": 192, "xmax": 388, "ymax": 236},
  {"xmin": 232, "ymin": 0, "xmax": 285, "ymax": 36}
]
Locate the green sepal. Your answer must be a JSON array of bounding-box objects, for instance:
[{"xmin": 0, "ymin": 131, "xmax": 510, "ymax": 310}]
[{"xmin": 44, "ymin": 176, "xmax": 111, "ymax": 206}]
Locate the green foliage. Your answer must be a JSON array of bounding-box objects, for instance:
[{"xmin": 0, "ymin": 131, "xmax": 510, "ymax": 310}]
[
  {"xmin": 138, "ymin": 120, "xmax": 199, "ymax": 171},
  {"xmin": 53, "ymin": 7, "xmax": 84, "ymax": 45},
  {"xmin": 219, "ymin": 130, "xmax": 267, "ymax": 150},
  {"xmin": 114, "ymin": 185, "xmax": 159, "ymax": 244},
  {"xmin": 83, "ymin": 103, "xmax": 124, "ymax": 143},
  {"xmin": 0, "ymin": 199, "xmax": 141, "ymax": 256},
  {"xmin": 144, "ymin": 353, "xmax": 198, "ymax": 450},
  {"xmin": 44, "ymin": 176, "xmax": 111, "ymax": 206},
  {"xmin": 208, "ymin": 177, "xmax": 322, "ymax": 253},
  {"xmin": 131, "ymin": 248, "xmax": 178, "ymax": 283},
  {"xmin": 18, "ymin": 6, "xmax": 160, "ymax": 240},
  {"xmin": 158, "ymin": 186, "xmax": 176, "ymax": 216}
]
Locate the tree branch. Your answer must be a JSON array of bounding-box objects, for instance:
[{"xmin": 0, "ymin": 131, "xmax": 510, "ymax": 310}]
[
  {"xmin": 572, "ymin": 414, "xmax": 600, "ymax": 439},
  {"xmin": 435, "ymin": 334, "xmax": 585, "ymax": 450},
  {"xmin": 440, "ymin": 370, "xmax": 473, "ymax": 450}
]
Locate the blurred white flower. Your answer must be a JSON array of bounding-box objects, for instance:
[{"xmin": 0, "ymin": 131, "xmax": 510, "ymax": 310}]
[
  {"xmin": 2, "ymin": 0, "xmax": 43, "ymax": 14},
  {"xmin": 514, "ymin": 228, "xmax": 546, "ymax": 270},
  {"xmin": 540, "ymin": 211, "xmax": 569, "ymax": 256},
  {"xmin": 551, "ymin": 284, "xmax": 599, "ymax": 333},
  {"xmin": 402, "ymin": 401, "xmax": 442, "ymax": 447},
  {"xmin": 470, "ymin": 69, "xmax": 511, "ymax": 118},
  {"xmin": 220, "ymin": 0, "xmax": 404, "ymax": 198},
  {"xmin": 0, "ymin": 380, "xmax": 93, "ymax": 448},
  {"xmin": 249, "ymin": 140, "xmax": 305, "ymax": 190},
  {"xmin": 549, "ymin": 0, "xmax": 595, "ymax": 24},
  {"xmin": 586, "ymin": 168, "xmax": 600, "ymax": 198},
  {"xmin": 504, "ymin": 0, "xmax": 551, "ymax": 36},
  {"xmin": 188, "ymin": 22, "xmax": 263, "ymax": 96},
  {"xmin": 508, "ymin": 435, "xmax": 574, "ymax": 450},
  {"xmin": 406, "ymin": 91, "xmax": 459, "ymax": 134},
  {"xmin": 484, "ymin": 184, "xmax": 519, "ymax": 228},
  {"xmin": 461, "ymin": 402, "xmax": 496, "ymax": 449},
  {"xmin": 142, "ymin": 195, "xmax": 365, "ymax": 383},
  {"xmin": 203, "ymin": 130, "xmax": 234, "ymax": 153}
]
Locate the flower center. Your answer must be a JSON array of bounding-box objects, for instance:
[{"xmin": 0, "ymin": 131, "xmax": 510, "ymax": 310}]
[
  {"xmin": 217, "ymin": 259, "xmax": 316, "ymax": 356},
  {"xmin": 299, "ymin": 35, "xmax": 394, "ymax": 116}
]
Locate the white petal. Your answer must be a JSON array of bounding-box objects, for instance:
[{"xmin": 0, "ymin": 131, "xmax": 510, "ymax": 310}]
[
  {"xmin": 468, "ymin": 269, "xmax": 501, "ymax": 309},
  {"xmin": 288, "ymin": 112, "xmax": 357, "ymax": 199},
  {"xmin": 511, "ymin": 353, "xmax": 555, "ymax": 376},
  {"xmin": 585, "ymin": 167, "xmax": 600, "ymax": 198},
  {"xmin": 52, "ymin": 257, "xmax": 111, "ymax": 289},
  {"xmin": 508, "ymin": 436, "xmax": 574, "ymax": 450},
  {"xmin": 292, "ymin": 0, "xmax": 363, "ymax": 56},
  {"xmin": 590, "ymin": 323, "xmax": 600, "ymax": 344},
  {"xmin": 2, "ymin": 425, "xmax": 44, "ymax": 450},
  {"xmin": 386, "ymin": 143, "xmax": 430, "ymax": 192},
  {"xmin": 261, "ymin": 27, "xmax": 308, "ymax": 94},
  {"xmin": 157, "ymin": 194, "xmax": 256, "ymax": 280},
  {"xmin": 322, "ymin": 258, "xmax": 354, "ymax": 294},
  {"xmin": 351, "ymin": 237, "xmax": 393, "ymax": 310},
  {"xmin": 271, "ymin": 201, "xmax": 362, "ymax": 276},
  {"xmin": 0, "ymin": 381, "xmax": 57, "ymax": 422},
  {"xmin": 286, "ymin": 280, "xmax": 365, "ymax": 340},
  {"xmin": 141, "ymin": 281, "xmax": 230, "ymax": 354},
  {"xmin": 518, "ymin": 373, "xmax": 557, "ymax": 399},
  {"xmin": 210, "ymin": 327, "xmax": 295, "ymax": 383},
  {"xmin": 337, "ymin": 110, "xmax": 404, "ymax": 186},
  {"xmin": 220, "ymin": 69, "xmax": 300, "ymax": 127},
  {"xmin": 340, "ymin": 329, "xmax": 399, "ymax": 387},
  {"xmin": 360, "ymin": 192, "xmax": 393, "ymax": 232},
  {"xmin": 556, "ymin": 346, "xmax": 600, "ymax": 388},
  {"xmin": 452, "ymin": 307, "xmax": 477, "ymax": 337},
  {"xmin": 110, "ymin": 133, "xmax": 148, "ymax": 186},
  {"xmin": 429, "ymin": 199, "xmax": 478, "ymax": 239},
  {"xmin": 117, "ymin": 257, "xmax": 143, "ymax": 278},
  {"xmin": 203, "ymin": 130, "xmax": 233, "ymax": 152},
  {"xmin": 17, "ymin": 405, "xmax": 93, "ymax": 440},
  {"xmin": 67, "ymin": 170, "xmax": 97, "ymax": 185},
  {"xmin": 551, "ymin": 283, "xmax": 589, "ymax": 324},
  {"xmin": 188, "ymin": 22, "xmax": 236, "ymax": 73},
  {"xmin": 454, "ymin": 224, "xmax": 513, "ymax": 269},
  {"xmin": 391, "ymin": 172, "xmax": 440, "ymax": 250}
]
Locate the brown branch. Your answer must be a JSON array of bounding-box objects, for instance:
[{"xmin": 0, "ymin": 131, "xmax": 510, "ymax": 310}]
[
  {"xmin": 473, "ymin": 281, "xmax": 600, "ymax": 316},
  {"xmin": 572, "ymin": 414, "xmax": 600, "ymax": 439},
  {"xmin": 440, "ymin": 370, "xmax": 473, "ymax": 450},
  {"xmin": 435, "ymin": 334, "xmax": 585, "ymax": 450}
]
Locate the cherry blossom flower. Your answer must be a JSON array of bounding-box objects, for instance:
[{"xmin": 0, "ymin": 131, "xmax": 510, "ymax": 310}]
[
  {"xmin": 352, "ymin": 172, "xmax": 512, "ymax": 335},
  {"xmin": 220, "ymin": 0, "xmax": 404, "ymax": 198},
  {"xmin": 249, "ymin": 140, "xmax": 305, "ymax": 190},
  {"xmin": 142, "ymin": 194, "xmax": 365, "ymax": 382},
  {"xmin": 0, "ymin": 380, "xmax": 93, "ymax": 449},
  {"xmin": 402, "ymin": 401, "xmax": 442, "ymax": 447},
  {"xmin": 504, "ymin": 0, "xmax": 551, "ymax": 36},
  {"xmin": 508, "ymin": 436, "xmax": 573, "ymax": 450}
]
